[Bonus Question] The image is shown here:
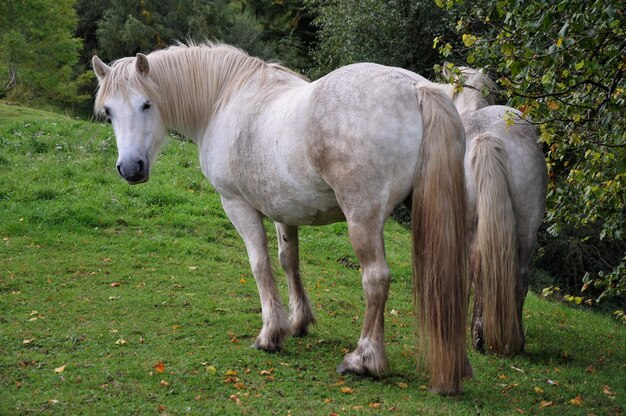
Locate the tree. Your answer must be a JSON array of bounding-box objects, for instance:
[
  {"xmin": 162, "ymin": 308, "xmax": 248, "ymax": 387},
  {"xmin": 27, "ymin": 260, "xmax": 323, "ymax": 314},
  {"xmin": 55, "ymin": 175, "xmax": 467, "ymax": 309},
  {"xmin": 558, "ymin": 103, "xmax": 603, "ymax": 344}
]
[
  {"xmin": 93, "ymin": 0, "xmax": 312, "ymax": 71},
  {"xmin": 435, "ymin": 0, "xmax": 625, "ymax": 305},
  {"xmin": 305, "ymin": 0, "xmax": 455, "ymax": 78},
  {"xmin": 0, "ymin": 0, "xmax": 83, "ymax": 106}
]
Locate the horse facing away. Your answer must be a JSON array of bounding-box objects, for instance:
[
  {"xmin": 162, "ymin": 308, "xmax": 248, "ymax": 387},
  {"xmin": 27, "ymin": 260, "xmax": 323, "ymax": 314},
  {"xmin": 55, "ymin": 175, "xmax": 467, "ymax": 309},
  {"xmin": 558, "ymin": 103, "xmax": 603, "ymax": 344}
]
[
  {"xmin": 440, "ymin": 65, "xmax": 548, "ymax": 355},
  {"xmin": 92, "ymin": 42, "xmax": 470, "ymax": 394}
]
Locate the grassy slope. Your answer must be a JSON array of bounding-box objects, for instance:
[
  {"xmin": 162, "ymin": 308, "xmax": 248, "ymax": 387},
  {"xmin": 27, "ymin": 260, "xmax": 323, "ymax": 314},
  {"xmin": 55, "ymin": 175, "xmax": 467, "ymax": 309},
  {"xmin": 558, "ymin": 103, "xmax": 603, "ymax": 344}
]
[{"xmin": 0, "ymin": 104, "xmax": 624, "ymax": 415}]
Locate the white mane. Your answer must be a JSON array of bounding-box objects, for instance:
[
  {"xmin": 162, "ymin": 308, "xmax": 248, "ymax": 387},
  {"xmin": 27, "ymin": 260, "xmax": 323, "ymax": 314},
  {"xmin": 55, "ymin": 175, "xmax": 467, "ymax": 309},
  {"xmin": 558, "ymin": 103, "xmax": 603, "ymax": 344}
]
[{"xmin": 94, "ymin": 42, "xmax": 305, "ymax": 132}]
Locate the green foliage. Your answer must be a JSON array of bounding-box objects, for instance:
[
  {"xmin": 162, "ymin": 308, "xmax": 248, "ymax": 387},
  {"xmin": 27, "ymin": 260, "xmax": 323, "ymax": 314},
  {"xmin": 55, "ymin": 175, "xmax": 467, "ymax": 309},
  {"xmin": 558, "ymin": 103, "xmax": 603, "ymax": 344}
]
[
  {"xmin": 0, "ymin": 0, "xmax": 84, "ymax": 108},
  {"xmin": 93, "ymin": 0, "xmax": 312, "ymax": 71},
  {"xmin": 437, "ymin": 0, "xmax": 625, "ymax": 305},
  {"xmin": 305, "ymin": 0, "xmax": 454, "ymax": 78}
]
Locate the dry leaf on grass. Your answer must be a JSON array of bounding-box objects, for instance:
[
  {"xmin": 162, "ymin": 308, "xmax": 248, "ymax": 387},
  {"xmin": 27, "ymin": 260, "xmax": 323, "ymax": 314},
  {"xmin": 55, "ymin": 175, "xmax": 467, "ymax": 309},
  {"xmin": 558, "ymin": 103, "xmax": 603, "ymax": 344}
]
[
  {"xmin": 569, "ymin": 395, "xmax": 583, "ymax": 406},
  {"xmin": 154, "ymin": 362, "xmax": 165, "ymax": 373}
]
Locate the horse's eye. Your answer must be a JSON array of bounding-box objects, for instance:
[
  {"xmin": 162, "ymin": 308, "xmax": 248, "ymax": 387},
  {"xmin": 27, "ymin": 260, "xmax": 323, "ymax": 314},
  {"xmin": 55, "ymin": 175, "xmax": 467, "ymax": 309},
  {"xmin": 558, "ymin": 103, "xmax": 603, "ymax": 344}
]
[{"xmin": 142, "ymin": 102, "xmax": 151, "ymax": 111}]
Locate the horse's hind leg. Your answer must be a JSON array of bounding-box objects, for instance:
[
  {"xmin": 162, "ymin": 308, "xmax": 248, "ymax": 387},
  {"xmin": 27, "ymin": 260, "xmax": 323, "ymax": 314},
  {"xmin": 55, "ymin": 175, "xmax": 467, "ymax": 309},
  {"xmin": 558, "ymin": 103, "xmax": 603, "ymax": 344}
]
[
  {"xmin": 275, "ymin": 223, "xmax": 316, "ymax": 337},
  {"xmin": 337, "ymin": 218, "xmax": 390, "ymax": 377},
  {"xmin": 221, "ymin": 197, "xmax": 291, "ymax": 352}
]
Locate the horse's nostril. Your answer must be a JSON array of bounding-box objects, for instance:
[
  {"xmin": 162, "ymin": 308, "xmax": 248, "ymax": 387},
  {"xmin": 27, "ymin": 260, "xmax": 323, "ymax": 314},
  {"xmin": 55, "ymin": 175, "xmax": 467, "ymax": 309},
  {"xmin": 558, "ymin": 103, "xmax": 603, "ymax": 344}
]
[
  {"xmin": 137, "ymin": 159, "xmax": 145, "ymax": 173},
  {"xmin": 116, "ymin": 164, "xmax": 123, "ymax": 177}
]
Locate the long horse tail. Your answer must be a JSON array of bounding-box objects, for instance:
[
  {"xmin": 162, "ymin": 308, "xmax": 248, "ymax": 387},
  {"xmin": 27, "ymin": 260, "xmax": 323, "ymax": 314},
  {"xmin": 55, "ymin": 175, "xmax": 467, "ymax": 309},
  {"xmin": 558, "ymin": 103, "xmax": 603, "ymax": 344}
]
[
  {"xmin": 412, "ymin": 82, "xmax": 469, "ymax": 395},
  {"xmin": 469, "ymin": 133, "xmax": 522, "ymax": 355}
]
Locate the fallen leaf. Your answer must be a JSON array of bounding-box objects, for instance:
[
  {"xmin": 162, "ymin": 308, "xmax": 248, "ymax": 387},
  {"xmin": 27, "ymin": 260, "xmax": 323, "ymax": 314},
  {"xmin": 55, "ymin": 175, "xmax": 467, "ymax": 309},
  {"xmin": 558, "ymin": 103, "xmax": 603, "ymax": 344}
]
[
  {"xmin": 585, "ymin": 365, "xmax": 596, "ymax": 374},
  {"xmin": 48, "ymin": 399, "xmax": 59, "ymax": 405},
  {"xmin": 110, "ymin": 282, "xmax": 121, "ymax": 287},
  {"xmin": 352, "ymin": 405, "xmax": 364, "ymax": 410},
  {"xmin": 159, "ymin": 380, "xmax": 169, "ymax": 387},
  {"xmin": 205, "ymin": 365, "xmax": 217, "ymax": 374},
  {"xmin": 115, "ymin": 338, "xmax": 127, "ymax": 345},
  {"xmin": 603, "ymin": 385, "xmax": 615, "ymax": 396},
  {"xmin": 534, "ymin": 386, "xmax": 544, "ymax": 394},
  {"xmin": 22, "ymin": 338, "xmax": 34, "ymax": 345},
  {"xmin": 154, "ymin": 362, "xmax": 165, "ymax": 374},
  {"xmin": 369, "ymin": 402, "xmax": 382, "ymax": 409},
  {"xmin": 569, "ymin": 395, "xmax": 583, "ymax": 406},
  {"xmin": 331, "ymin": 379, "xmax": 345, "ymax": 387},
  {"xmin": 323, "ymin": 398, "xmax": 332, "ymax": 404},
  {"xmin": 54, "ymin": 364, "xmax": 67, "ymax": 374},
  {"xmin": 501, "ymin": 383, "xmax": 518, "ymax": 393},
  {"xmin": 260, "ymin": 369, "xmax": 273, "ymax": 375},
  {"xmin": 540, "ymin": 401, "xmax": 554, "ymax": 408},
  {"xmin": 229, "ymin": 394, "xmax": 242, "ymax": 405},
  {"xmin": 514, "ymin": 407, "xmax": 525, "ymax": 414},
  {"xmin": 397, "ymin": 382, "xmax": 408, "ymax": 389},
  {"xmin": 225, "ymin": 369, "xmax": 238, "ymax": 376},
  {"xmin": 234, "ymin": 382, "xmax": 246, "ymax": 390},
  {"xmin": 341, "ymin": 387, "xmax": 354, "ymax": 394}
]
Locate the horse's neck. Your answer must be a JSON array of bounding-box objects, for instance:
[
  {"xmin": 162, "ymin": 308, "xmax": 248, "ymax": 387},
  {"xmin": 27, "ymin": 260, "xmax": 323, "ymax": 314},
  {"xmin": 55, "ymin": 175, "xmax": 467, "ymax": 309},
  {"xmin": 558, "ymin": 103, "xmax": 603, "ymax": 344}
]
[
  {"xmin": 441, "ymin": 83, "xmax": 490, "ymax": 115},
  {"xmin": 150, "ymin": 49, "xmax": 302, "ymax": 143},
  {"xmin": 455, "ymin": 90, "xmax": 489, "ymax": 115}
]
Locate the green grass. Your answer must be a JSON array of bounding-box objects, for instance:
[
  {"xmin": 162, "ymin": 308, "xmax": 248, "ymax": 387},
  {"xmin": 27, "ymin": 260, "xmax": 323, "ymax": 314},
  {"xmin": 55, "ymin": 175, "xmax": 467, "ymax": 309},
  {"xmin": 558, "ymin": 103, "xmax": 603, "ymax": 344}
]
[{"xmin": 1, "ymin": 107, "xmax": 624, "ymax": 415}]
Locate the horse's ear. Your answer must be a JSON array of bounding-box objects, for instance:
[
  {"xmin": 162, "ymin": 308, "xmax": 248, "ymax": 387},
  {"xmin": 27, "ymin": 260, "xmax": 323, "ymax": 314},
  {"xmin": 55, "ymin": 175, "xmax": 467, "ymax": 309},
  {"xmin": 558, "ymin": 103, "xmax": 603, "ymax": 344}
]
[
  {"xmin": 442, "ymin": 62, "xmax": 454, "ymax": 79},
  {"xmin": 136, "ymin": 53, "xmax": 150, "ymax": 77},
  {"xmin": 92, "ymin": 55, "xmax": 111, "ymax": 82}
]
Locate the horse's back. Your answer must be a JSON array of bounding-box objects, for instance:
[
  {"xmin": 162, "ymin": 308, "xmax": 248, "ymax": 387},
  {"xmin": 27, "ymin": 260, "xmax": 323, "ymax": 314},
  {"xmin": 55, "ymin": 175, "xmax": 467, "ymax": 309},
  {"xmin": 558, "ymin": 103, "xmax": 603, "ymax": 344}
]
[{"xmin": 207, "ymin": 63, "xmax": 430, "ymax": 226}]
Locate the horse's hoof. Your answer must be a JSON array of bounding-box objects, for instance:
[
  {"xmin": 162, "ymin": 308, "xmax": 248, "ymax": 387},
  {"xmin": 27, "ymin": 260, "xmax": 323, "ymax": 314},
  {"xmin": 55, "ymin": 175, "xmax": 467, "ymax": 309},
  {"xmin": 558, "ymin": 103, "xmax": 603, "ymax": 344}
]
[
  {"xmin": 429, "ymin": 386, "xmax": 463, "ymax": 396},
  {"xmin": 336, "ymin": 362, "xmax": 366, "ymax": 376},
  {"xmin": 251, "ymin": 340, "xmax": 281, "ymax": 353},
  {"xmin": 471, "ymin": 317, "xmax": 486, "ymax": 354},
  {"xmin": 291, "ymin": 326, "xmax": 309, "ymax": 338},
  {"xmin": 290, "ymin": 312, "xmax": 316, "ymax": 338},
  {"xmin": 336, "ymin": 344, "xmax": 387, "ymax": 378}
]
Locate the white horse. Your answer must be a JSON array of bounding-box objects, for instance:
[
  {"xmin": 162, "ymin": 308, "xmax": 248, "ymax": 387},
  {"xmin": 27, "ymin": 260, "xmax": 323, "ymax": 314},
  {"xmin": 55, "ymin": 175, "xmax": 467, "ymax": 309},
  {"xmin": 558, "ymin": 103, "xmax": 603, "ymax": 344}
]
[
  {"xmin": 441, "ymin": 65, "xmax": 547, "ymax": 355},
  {"xmin": 92, "ymin": 43, "xmax": 470, "ymax": 394}
]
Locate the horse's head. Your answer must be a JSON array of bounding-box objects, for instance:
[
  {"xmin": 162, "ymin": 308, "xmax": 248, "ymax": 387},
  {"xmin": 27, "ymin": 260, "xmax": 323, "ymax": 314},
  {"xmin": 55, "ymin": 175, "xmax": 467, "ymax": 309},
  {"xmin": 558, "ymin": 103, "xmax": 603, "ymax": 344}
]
[
  {"xmin": 442, "ymin": 64, "xmax": 497, "ymax": 114},
  {"xmin": 93, "ymin": 54, "xmax": 166, "ymax": 184}
]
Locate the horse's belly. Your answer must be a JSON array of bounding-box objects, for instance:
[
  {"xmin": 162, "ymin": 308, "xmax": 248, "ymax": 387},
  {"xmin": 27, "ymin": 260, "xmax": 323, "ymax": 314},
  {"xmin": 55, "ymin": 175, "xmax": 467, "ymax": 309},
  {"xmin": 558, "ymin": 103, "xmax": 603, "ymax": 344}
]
[
  {"xmin": 260, "ymin": 191, "xmax": 345, "ymax": 226},
  {"xmin": 273, "ymin": 204, "xmax": 345, "ymax": 226}
]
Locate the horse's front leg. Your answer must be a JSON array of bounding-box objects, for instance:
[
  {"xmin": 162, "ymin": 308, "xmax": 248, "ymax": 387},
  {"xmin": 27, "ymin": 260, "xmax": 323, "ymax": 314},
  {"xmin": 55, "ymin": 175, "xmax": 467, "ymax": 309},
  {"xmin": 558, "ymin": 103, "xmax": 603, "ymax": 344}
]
[
  {"xmin": 337, "ymin": 220, "xmax": 390, "ymax": 376},
  {"xmin": 221, "ymin": 197, "xmax": 291, "ymax": 352},
  {"xmin": 275, "ymin": 223, "xmax": 316, "ymax": 337}
]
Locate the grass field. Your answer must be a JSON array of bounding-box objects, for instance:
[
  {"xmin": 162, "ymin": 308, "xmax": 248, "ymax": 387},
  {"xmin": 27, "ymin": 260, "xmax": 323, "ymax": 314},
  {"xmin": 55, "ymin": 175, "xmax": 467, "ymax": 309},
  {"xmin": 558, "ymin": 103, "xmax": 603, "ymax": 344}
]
[{"xmin": 1, "ymin": 102, "xmax": 624, "ymax": 415}]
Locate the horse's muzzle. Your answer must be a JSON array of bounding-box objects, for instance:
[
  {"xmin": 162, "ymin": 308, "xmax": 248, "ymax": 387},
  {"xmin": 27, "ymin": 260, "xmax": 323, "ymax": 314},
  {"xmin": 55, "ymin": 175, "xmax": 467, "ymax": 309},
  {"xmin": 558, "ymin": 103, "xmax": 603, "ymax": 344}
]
[{"xmin": 116, "ymin": 158, "xmax": 149, "ymax": 184}]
